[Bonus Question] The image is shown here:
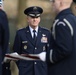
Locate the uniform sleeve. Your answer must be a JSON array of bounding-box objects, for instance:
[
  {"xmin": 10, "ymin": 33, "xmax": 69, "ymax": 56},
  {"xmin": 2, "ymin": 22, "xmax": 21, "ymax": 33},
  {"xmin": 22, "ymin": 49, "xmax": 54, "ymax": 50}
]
[
  {"xmin": 46, "ymin": 32, "xmax": 54, "ymax": 63},
  {"xmin": 48, "ymin": 20, "xmax": 73, "ymax": 63},
  {"xmin": 13, "ymin": 31, "xmax": 21, "ymax": 54}
]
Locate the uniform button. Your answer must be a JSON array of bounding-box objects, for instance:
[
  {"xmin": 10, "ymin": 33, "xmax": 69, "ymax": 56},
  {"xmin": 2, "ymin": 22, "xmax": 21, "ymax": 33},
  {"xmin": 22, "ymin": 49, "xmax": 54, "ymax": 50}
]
[
  {"xmin": 9, "ymin": 42, "xmax": 10, "ymax": 45},
  {"xmin": 35, "ymin": 47, "xmax": 37, "ymax": 50},
  {"xmin": 34, "ymin": 62, "xmax": 37, "ymax": 64},
  {"xmin": 6, "ymin": 67, "xmax": 8, "ymax": 69}
]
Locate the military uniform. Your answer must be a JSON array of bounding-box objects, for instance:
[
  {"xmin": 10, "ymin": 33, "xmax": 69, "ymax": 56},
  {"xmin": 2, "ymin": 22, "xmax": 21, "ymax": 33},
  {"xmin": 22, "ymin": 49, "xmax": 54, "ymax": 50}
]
[
  {"xmin": 0, "ymin": 9, "xmax": 10, "ymax": 75},
  {"xmin": 13, "ymin": 6, "xmax": 51, "ymax": 75},
  {"xmin": 46, "ymin": 8, "xmax": 76, "ymax": 75}
]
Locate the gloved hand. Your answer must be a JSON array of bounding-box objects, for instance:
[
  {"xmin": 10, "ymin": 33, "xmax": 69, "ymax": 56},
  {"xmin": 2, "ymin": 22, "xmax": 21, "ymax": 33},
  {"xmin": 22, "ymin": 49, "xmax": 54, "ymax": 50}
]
[{"xmin": 38, "ymin": 52, "xmax": 46, "ymax": 62}]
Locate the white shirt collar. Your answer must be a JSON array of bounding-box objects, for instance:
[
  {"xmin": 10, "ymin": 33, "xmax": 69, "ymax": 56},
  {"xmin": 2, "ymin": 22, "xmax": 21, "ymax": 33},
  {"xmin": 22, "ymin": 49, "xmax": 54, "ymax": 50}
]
[{"xmin": 29, "ymin": 26, "xmax": 38, "ymax": 37}]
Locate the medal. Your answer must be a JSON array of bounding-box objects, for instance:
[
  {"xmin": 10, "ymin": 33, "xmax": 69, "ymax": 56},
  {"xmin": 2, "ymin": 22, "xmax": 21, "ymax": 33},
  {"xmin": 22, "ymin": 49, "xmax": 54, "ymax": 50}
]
[{"xmin": 24, "ymin": 45, "xmax": 27, "ymax": 49}]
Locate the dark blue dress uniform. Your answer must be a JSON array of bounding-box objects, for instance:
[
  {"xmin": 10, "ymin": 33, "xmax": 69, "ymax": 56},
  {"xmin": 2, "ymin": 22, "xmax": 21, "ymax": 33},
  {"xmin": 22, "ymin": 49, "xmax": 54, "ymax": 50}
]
[
  {"xmin": 13, "ymin": 26, "xmax": 51, "ymax": 75},
  {"xmin": 13, "ymin": 6, "xmax": 51, "ymax": 75},
  {"xmin": 0, "ymin": 9, "xmax": 10, "ymax": 75},
  {"xmin": 46, "ymin": 8, "xmax": 76, "ymax": 75}
]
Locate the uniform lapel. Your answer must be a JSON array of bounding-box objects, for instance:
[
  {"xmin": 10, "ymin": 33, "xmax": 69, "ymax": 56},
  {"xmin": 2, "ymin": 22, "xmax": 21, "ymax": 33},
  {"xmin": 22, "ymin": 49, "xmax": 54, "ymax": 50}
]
[
  {"xmin": 25, "ymin": 26, "xmax": 35, "ymax": 46},
  {"xmin": 36, "ymin": 27, "xmax": 42, "ymax": 46}
]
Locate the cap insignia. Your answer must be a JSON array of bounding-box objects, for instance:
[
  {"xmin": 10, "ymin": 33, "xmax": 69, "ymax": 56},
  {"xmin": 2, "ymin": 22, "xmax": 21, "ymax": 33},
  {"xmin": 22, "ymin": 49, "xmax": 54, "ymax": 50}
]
[{"xmin": 33, "ymin": 6, "xmax": 37, "ymax": 10}]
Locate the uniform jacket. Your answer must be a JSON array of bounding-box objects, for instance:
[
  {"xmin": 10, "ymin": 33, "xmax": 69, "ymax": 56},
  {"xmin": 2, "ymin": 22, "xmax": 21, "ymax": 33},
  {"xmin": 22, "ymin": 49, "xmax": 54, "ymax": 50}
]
[
  {"xmin": 0, "ymin": 9, "xmax": 9, "ymax": 60},
  {"xmin": 13, "ymin": 26, "xmax": 51, "ymax": 75},
  {"xmin": 0, "ymin": 9, "xmax": 9, "ymax": 75},
  {"xmin": 46, "ymin": 8, "xmax": 76, "ymax": 75}
]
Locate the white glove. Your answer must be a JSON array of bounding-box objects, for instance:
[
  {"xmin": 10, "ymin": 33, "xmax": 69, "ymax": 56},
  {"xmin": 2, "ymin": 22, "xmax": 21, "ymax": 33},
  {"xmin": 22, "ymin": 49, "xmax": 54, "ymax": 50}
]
[{"xmin": 38, "ymin": 52, "xmax": 46, "ymax": 62}]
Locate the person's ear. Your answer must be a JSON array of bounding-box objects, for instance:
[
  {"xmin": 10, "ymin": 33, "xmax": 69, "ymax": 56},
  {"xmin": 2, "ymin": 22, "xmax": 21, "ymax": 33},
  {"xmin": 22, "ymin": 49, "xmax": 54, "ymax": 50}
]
[{"xmin": 27, "ymin": 16, "xmax": 29, "ymax": 22}]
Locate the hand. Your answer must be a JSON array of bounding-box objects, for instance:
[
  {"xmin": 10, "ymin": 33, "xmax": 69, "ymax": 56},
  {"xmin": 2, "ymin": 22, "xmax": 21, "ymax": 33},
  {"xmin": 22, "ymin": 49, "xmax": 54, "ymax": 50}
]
[{"xmin": 38, "ymin": 52, "xmax": 46, "ymax": 62}]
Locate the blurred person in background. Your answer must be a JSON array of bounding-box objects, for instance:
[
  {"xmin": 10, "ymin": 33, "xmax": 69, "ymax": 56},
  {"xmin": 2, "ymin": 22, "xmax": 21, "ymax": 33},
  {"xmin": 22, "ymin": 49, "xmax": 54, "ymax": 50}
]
[
  {"xmin": 13, "ymin": 6, "xmax": 51, "ymax": 75},
  {"xmin": 71, "ymin": 0, "xmax": 76, "ymax": 16},
  {"xmin": 0, "ymin": 0, "xmax": 11, "ymax": 75},
  {"xmin": 73, "ymin": 0, "xmax": 76, "ymax": 9}
]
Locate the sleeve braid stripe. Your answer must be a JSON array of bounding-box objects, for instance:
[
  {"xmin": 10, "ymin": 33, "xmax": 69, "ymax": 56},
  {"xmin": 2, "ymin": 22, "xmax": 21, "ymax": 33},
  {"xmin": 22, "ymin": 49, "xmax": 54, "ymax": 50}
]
[{"xmin": 63, "ymin": 19, "xmax": 73, "ymax": 36}]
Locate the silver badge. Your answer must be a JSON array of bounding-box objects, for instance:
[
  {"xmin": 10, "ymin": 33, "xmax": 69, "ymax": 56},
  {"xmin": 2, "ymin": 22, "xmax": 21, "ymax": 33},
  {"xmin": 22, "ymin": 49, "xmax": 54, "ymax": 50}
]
[
  {"xmin": 33, "ymin": 6, "xmax": 37, "ymax": 10},
  {"xmin": 41, "ymin": 36, "xmax": 47, "ymax": 43}
]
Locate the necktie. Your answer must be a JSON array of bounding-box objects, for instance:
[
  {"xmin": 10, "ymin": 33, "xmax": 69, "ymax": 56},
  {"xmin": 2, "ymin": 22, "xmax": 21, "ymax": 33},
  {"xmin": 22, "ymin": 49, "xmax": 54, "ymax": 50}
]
[{"xmin": 33, "ymin": 30, "xmax": 36, "ymax": 43}]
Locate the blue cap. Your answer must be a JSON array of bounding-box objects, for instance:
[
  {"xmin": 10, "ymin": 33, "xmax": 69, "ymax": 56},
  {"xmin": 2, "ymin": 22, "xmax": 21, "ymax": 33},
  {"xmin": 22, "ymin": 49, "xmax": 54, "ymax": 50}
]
[{"xmin": 24, "ymin": 6, "xmax": 43, "ymax": 18}]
